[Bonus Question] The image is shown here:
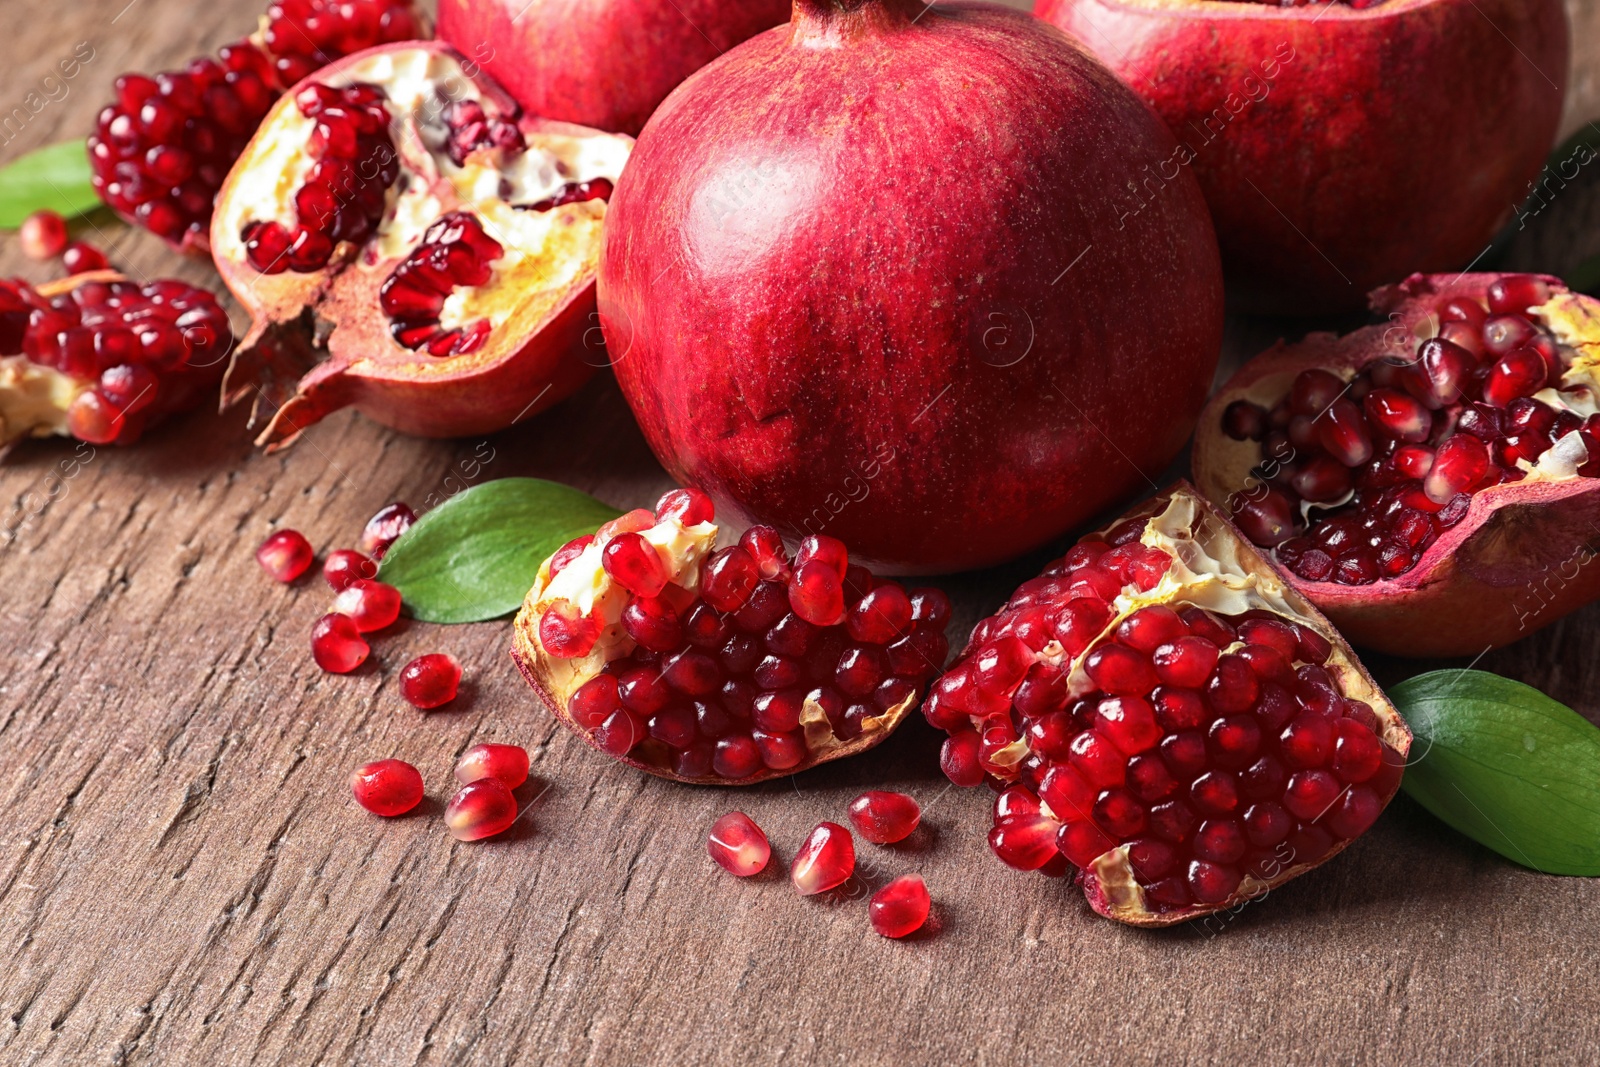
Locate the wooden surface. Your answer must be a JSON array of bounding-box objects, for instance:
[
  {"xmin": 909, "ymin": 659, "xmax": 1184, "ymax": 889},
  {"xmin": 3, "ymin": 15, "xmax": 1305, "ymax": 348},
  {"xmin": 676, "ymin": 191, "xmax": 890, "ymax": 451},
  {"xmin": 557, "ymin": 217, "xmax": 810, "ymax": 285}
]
[{"xmin": 3, "ymin": 2, "xmax": 1600, "ymax": 1064}]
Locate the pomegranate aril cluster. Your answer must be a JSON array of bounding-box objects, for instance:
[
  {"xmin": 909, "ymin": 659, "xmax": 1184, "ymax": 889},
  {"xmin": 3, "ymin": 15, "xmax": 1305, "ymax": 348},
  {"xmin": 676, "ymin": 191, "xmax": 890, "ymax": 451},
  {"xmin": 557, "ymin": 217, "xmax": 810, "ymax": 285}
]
[
  {"xmin": 379, "ymin": 212, "xmax": 504, "ymax": 356},
  {"xmin": 242, "ymin": 82, "xmax": 398, "ymax": 274},
  {"xmin": 1224, "ymin": 276, "xmax": 1595, "ymax": 585},
  {"xmin": 440, "ymin": 99, "xmax": 526, "ymax": 166},
  {"xmin": 262, "ymin": 0, "xmax": 423, "ymax": 88},
  {"xmin": 523, "ymin": 178, "xmax": 615, "ymax": 214}
]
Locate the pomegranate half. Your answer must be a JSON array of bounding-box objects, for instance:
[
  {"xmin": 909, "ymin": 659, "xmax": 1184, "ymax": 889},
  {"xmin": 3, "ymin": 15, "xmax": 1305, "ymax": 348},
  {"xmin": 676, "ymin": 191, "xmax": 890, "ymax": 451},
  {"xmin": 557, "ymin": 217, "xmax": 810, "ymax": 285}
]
[
  {"xmin": 511, "ymin": 489, "xmax": 953, "ymax": 784},
  {"xmin": 211, "ymin": 43, "xmax": 633, "ymax": 448},
  {"xmin": 923, "ymin": 483, "xmax": 1409, "ymax": 927},
  {"xmin": 1034, "ymin": 0, "xmax": 1569, "ymax": 314},
  {"xmin": 437, "ymin": 0, "xmax": 791, "ymax": 137},
  {"xmin": 1194, "ymin": 272, "xmax": 1600, "ymax": 658},
  {"xmin": 599, "ymin": 0, "xmax": 1224, "ymax": 573}
]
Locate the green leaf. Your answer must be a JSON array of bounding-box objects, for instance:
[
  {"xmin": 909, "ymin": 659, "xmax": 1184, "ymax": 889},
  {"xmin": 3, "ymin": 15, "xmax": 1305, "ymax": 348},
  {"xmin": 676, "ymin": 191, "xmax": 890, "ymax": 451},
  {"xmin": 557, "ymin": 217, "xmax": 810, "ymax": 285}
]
[
  {"xmin": 1393, "ymin": 670, "xmax": 1600, "ymax": 876},
  {"xmin": 0, "ymin": 141, "xmax": 99, "ymax": 228},
  {"xmin": 378, "ymin": 478, "xmax": 621, "ymax": 624}
]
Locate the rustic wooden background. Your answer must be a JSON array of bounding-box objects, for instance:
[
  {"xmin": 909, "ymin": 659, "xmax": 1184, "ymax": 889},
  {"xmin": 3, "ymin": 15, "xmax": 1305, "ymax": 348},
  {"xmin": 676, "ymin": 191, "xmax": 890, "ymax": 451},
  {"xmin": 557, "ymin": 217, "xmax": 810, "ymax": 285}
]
[{"xmin": 3, "ymin": 2, "xmax": 1599, "ymax": 1064}]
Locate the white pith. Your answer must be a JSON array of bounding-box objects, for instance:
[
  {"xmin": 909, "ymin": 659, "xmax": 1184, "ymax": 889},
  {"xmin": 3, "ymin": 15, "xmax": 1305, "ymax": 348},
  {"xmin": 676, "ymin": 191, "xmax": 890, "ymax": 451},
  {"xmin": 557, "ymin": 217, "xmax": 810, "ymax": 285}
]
[{"xmin": 0, "ymin": 356, "xmax": 82, "ymax": 443}]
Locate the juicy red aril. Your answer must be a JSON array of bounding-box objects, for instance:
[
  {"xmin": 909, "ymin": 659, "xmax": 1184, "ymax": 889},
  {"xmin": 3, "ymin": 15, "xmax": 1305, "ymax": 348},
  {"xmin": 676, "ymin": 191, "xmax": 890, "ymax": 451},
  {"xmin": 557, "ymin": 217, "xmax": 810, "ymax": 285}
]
[
  {"xmin": 1222, "ymin": 400, "xmax": 1267, "ymax": 441},
  {"xmin": 523, "ymin": 178, "xmax": 614, "ymax": 213},
  {"xmin": 870, "ymin": 874, "xmax": 931, "ymax": 939},
  {"xmin": 332, "ymin": 578, "xmax": 402, "ymax": 632},
  {"xmin": 400, "ymin": 653, "xmax": 462, "ymax": 708},
  {"xmin": 257, "ymin": 528, "xmax": 314, "ymax": 582},
  {"xmin": 444, "ymin": 778, "xmax": 518, "ymax": 841},
  {"xmin": 455, "ymin": 742, "xmax": 528, "ymax": 788},
  {"xmin": 262, "ymin": 0, "xmax": 423, "ymax": 88},
  {"xmin": 708, "ymin": 811, "xmax": 771, "ymax": 876},
  {"xmin": 380, "ymin": 212, "xmax": 504, "ymax": 356},
  {"xmin": 991, "ymin": 813, "xmax": 1062, "ymax": 869},
  {"xmin": 439, "ymin": 97, "xmax": 525, "ymax": 167},
  {"xmin": 1487, "ymin": 275, "xmax": 1550, "ymax": 314},
  {"xmin": 323, "ymin": 548, "xmax": 376, "ymax": 590},
  {"xmin": 702, "ymin": 546, "xmax": 760, "ymax": 611},
  {"xmin": 20, "ymin": 211, "xmax": 68, "ymax": 260},
  {"xmin": 789, "ymin": 560, "xmax": 846, "ymax": 626},
  {"xmin": 62, "ymin": 243, "xmax": 110, "ymax": 273},
  {"xmin": 656, "ymin": 486, "xmax": 715, "ymax": 526},
  {"xmin": 847, "ymin": 790, "xmax": 921, "ymax": 844},
  {"xmin": 792, "ymin": 822, "xmax": 855, "ymax": 894},
  {"xmin": 602, "ymin": 532, "xmax": 669, "ymax": 597},
  {"xmin": 359, "ymin": 502, "xmax": 415, "ymax": 560},
  {"xmin": 312, "ymin": 612, "xmax": 369, "ymax": 673},
  {"xmin": 350, "ymin": 758, "xmax": 422, "ymax": 816}
]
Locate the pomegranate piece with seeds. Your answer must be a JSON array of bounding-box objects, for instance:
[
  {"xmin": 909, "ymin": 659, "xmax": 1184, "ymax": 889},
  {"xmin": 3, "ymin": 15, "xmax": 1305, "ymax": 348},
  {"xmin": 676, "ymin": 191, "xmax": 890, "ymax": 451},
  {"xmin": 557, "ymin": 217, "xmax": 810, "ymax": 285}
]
[
  {"xmin": 211, "ymin": 42, "xmax": 634, "ymax": 450},
  {"xmin": 19, "ymin": 211, "xmax": 68, "ymax": 261},
  {"xmin": 351, "ymin": 758, "xmax": 423, "ymax": 816},
  {"xmin": 0, "ymin": 274, "xmax": 231, "ymax": 448},
  {"xmin": 311, "ymin": 612, "xmax": 369, "ymax": 673},
  {"xmin": 791, "ymin": 822, "xmax": 855, "ymax": 895},
  {"xmin": 870, "ymin": 874, "xmax": 931, "ymax": 939},
  {"xmin": 445, "ymin": 778, "xmax": 519, "ymax": 841},
  {"xmin": 358, "ymin": 502, "xmax": 415, "ymax": 560},
  {"xmin": 846, "ymin": 791, "xmax": 921, "ymax": 844},
  {"xmin": 257, "ymin": 529, "xmax": 314, "ymax": 582},
  {"xmin": 1195, "ymin": 273, "xmax": 1600, "ymax": 656},
  {"xmin": 400, "ymin": 653, "xmax": 462, "ymax": 708},
  {"xmin": 707, "ymin": 811, "xmax": 771, "ymax": 876},
  {"xmin": 511, "ymin": 489, "xmax": 952, "ymax": 784},
  {"xmin": 924, "ymin": 484, "xmax": 1409, "ymax": 927},
  {"xmin": 87, "ymin": 0, "xmax": 426, "ymax": 254},
  {"xmin": 455, "ymin": 743, "xmax": 529, "ymax": 788}
]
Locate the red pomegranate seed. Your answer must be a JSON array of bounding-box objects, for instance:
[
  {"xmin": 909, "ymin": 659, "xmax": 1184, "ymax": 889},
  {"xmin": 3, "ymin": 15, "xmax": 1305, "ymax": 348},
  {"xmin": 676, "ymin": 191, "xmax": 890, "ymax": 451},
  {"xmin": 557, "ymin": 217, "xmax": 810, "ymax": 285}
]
[
  {"xmin": 540, "ymin": 599, "xmax": 602, "ymax": 658},
  {"xmin": 547, "ymin": 535, "xmax": 593, "ymax": 578},
  {"xmin": 708, "ymin": 811, "xmax": 771, "ymax": 876},
  {"xmin": 1423, "ymin": 434, "xmax": 1490, "ymax": 504},
  {"xmin": 358, "ymin": 502, "xmax": 415, "ymax": 560},
  {"xmin": 600, "ymin": 532, "xmax": 668, "ymax": 596},
  {"xmin": 400, "ymin": 653, "xmax": 462, "ymax": 708},
  {"xmin": 1221, "ymin": 400, "xmax": 1267, "ymax": 440},
  {"xmin": 795, "ymin": 534, "xmax": 848, "ymax": 577},
  {"xmin": 847, "ymin": 790, "xmax": 922, "ymax": 844},
  {"xmin": 740, "ymin": 525, "xmax": 790, "ymax": 580},
  {"xmin": 444, "ymin": 777, "xmax": 519, "ymax": 841},
  {"xmin": 1487, "ymin": 275, "xmax": 1550, "ymax": 314},
  {"xmin": 332, "ymin": 578, "xmax": 402, "ymax": 632},
  {"xmin": 701, "ymin": 546, "xmax": 760, "ymax": 612},
  {"xmin": 312, "ymin": 612, "xmax": 368, "ymax": 673},
  {"xmin": 990, "ymin": 812, "xmax": 1062, "ymax": 869},
  {"xmin": 789, "ymin": 559, "xmax": 846, "ymax": 625},
  {"xmin": 455, "ymin": 743, "xmax": 528, "ymax": 788},
  {"xmin": 1290, "ymin": 368, "xmax": 1344, "ymax": 415},
  {"xmin": 380, "ymin": 212, "xmax": 502, "ymax": 354},
  {"xmin": 20, "ymin": 211, "xmax": 68, "ymax": 260},
  {"xmin": 61, "ymin": 242, "xmax": 110, "ymax": 273},
  {"xmin": 791, "ymin": 822, "xmax": 855, "ymax": 894},
  {"xmin": 1315, "ymin": 398, "xmax": 1372, "ymax": 466},
  {"xmin": 256, "ymin": 528, "xmax": 314, "ymax": 582},
  {"xmin": 323, "ymin": 548, "xmax": 376, "ymax": 590},
  {"xmin": 656, "ymin": 486, "xmax": 715, "ymax": 526},
  {"xmin": 350, "ymin": 758, "xmax": 422, "ymax": 816},
  {"xmin": 1228, "ymin": 488, "xmax": 1295, "ymax": 546},
  {"xmin": 1483, "ymin": 348, "xmax": 1549, "ymax": 407},
  {"xmin": 870, "ymin": 874, "xmax": 931, "ymax": 939}
]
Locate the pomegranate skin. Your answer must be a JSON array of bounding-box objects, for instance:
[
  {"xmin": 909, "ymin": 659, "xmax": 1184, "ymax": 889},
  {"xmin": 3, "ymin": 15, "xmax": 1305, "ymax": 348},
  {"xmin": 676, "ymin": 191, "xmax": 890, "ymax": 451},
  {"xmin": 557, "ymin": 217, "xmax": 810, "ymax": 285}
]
[
  {"xmin": 599, "ymin": 0, "xmax": 1224, "ymax": 573},
  {"xmin": 437, "ymin": 0, "xmax": 790, "ymax": 137},
  {"xmin": 1035, "ymin": 0, "xmax": 1569, "ymax": 315},
  {"xmin": 1194, "ymin": 273, "xmax": 1600, "ymax": 657}
]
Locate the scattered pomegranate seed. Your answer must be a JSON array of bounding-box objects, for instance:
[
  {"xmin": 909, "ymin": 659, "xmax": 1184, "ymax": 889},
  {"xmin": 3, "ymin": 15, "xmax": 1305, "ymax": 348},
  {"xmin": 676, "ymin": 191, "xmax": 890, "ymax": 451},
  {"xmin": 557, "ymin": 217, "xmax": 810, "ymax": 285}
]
[
  {"xmin": 357, "ymin": 501, "xmax": 415, "ymax": 560},
  {"xmin": 869, "ymin": 874, "xmax": 931, "ymax": 939},
  {"xmin": 311, "ymin": 612, "xmax": 369, "ymax": 673},
  {"xmin": 19, "ymin": 211, "xmax": 68, "ymax": 260},
  {"xmin": 454, "ymin": 743, "xmax": 529, "ymax": 788},
  {"xmin": 400, "ymin": 653, "xmax": 462, "ymax": 708},
  {"xmin": 444, "ymin": 777, "xmax": 518, "ymax": 841},
  {"xmin": 707, "ymin": 811, "xmax": 771, "ymax": 876},
  {"xmin": 350, "ymin": 758, "xmax": 422, "ymax": 816},
  {"xmin": 61, "ymin": 242, "xmax": 110, "ymax": 274},
  {"xmin": 256, "ymin": 528, "xmax": 314, "ymax": 582},
  {"xmin": 323, "ymin": 548, "xmax": 376, "ymax": 591},
  {"xmin": 332, "ymin": 578, "xmax": 402, "ymax": 632},
  {"xmin": 791, "ymin": 822, "xmax": 855, "ymax": 895},
  {"xmin": 846, "ymin": 791, "xmax": 921, "ymax": 844}
]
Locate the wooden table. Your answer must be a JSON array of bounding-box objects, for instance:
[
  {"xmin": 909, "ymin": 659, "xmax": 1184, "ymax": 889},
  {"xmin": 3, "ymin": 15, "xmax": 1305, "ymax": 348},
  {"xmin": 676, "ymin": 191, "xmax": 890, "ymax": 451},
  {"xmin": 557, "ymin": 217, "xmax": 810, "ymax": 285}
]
[{"xmin": 4, "ymin": 2, "xmax": 1599, "ymax": 1063}]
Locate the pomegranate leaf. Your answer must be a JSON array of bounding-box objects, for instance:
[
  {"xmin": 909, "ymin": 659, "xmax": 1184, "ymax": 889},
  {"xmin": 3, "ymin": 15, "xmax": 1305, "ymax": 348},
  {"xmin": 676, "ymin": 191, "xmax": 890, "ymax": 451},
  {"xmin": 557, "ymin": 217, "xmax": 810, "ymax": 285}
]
[
  {"xmin": 0, "ymin": 141, "xmax": 100, "ymax": 229},
  {"xmin": 1393, "ymin": 670, "xmax": 1600, "ymax": 876},
  {"xmin": 377, "ymin": 478, "xmax": 621, "ymax": 624}
]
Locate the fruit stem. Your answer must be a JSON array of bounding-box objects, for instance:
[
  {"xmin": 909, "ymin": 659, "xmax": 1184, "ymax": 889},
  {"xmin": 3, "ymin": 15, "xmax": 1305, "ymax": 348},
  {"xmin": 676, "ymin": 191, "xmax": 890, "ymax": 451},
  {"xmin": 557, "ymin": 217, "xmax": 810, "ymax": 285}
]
[{"xmin": 791, "ymin": 0, "xmax": 924, "ymax": 42}]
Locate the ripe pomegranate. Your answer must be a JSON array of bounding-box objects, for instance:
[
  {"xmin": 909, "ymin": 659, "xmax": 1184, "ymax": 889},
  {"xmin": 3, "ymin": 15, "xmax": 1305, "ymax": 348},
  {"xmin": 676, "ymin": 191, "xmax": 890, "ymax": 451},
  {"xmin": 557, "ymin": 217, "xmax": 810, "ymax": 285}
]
[
  {"xmin": 1034, "ymin": 0, "xmax": 1569, "ymax": 314},
  {"xmin": 88, "ymin": 0, "xmax": 426, "ymax": 253},
  {"xmin": 924, "ymin": 484, "xmax": 1409, "ymax": 927},
  {"xmin": 437, "ymin": 0, "xmax": 790, "ymax": 136},
  {"xmin": 210, "ymin": 43, "xmax": 634, "ymax": 448},
  {"xmin": 599, "ymin": 0, "xmax": 1223, "ymax": 573},
  {"xmin": 1194, "ymin": 272, "xmax": 1600, "ymax": 657},
  {"xmin": 0, "ymin": 272, "xmax": 231, "ymax": 447},
  {"xmin": 511, "ymin": 488, "xmax": 953, "ymax": 784}
]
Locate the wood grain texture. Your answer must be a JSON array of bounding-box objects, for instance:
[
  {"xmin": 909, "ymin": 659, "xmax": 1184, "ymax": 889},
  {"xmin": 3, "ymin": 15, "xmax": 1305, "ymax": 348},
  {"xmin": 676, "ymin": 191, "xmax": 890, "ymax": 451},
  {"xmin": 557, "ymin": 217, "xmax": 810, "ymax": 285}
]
[{"xmin": 3, "ymin": 2, "xmax": 1600, "ymax": 1064}]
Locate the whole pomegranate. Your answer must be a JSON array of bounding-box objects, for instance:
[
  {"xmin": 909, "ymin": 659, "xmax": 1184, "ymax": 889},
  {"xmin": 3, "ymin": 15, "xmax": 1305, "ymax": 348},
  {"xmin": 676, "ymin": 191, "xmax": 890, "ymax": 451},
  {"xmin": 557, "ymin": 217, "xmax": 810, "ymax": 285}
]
[
  {"xmin": 512, "ymin": 488, "xmax": 953, "ymax": 784},
  {"xmin": 599, "ymin": 0, "xmax": 1224, "ymax": 573},
  {"xmin": 1034, "ymin": 0, "xmax": 1569, "ymax": 314},
  {"xmin": 1194, "ymin": 272, "xmax": 1600, "ymax": 657},
  {"xmin": 924, "ymin": 483, "xmax": 1409, "ymax": 927},
  {"xmin": 437, "ymin": 0, "xmax": 791, "ymax": 136},
  {"xmin": 210, "ymin": 43, "xmax": 633, "ymax": 448}
]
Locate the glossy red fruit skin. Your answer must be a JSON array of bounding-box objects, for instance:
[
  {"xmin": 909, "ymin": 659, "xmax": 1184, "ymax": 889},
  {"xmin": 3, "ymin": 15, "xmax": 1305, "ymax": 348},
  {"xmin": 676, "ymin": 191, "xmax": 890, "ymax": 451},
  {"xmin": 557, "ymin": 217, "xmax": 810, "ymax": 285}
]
[
  {"xmin": 599, "ymin": 0, "xmax": 1223, "ymax": 573},
  {"xmin": 351, "ymin": 758, "xmax": 423, "ymax": 816},
  {"xmin": 1195, "ymin": 273, "xmax": 1600, "ymax": 657},
  {"xmin": 1035, "ymin": 0, "xmax": 1568, "ymax": 315},
  {"xmin": 437, "ymin": 0, "xmax": 789, "ymax": 137}
]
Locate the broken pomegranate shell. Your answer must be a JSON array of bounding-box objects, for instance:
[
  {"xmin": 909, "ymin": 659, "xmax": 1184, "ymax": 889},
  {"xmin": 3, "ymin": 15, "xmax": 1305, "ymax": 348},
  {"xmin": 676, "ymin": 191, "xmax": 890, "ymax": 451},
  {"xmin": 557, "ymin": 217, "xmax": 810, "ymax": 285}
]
[
  {"xmin": 510, "ymin": 489, "xmax": 952, "ymax": 784},
  {"xmin": 0, "ymin": 272, "xmax": 232, "ymax": 448},
  {"xmin": 211, "ymin": 42, "xmax": 633, "ymax": 449},
  {"xmin": 1194, "ymin": 273, "xmax": 1600, "ymax": 657},
  {"xmin": 923, "ymin": 483, "xmax": 1409, "ymax": 927}
]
